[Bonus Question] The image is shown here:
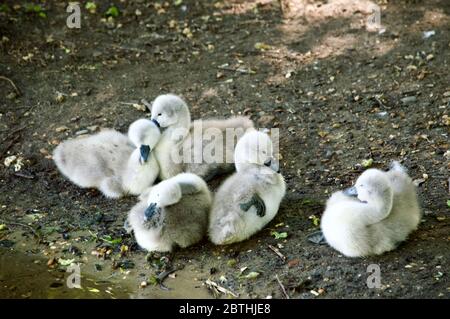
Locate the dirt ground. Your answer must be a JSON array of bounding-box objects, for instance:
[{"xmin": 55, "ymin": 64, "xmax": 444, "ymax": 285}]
[{"xmin": 0, "ymin": 0, "xmax": 449, "ymax": 299}]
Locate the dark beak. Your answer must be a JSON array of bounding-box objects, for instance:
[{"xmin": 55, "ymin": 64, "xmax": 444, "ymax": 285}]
[
  {"xmin": 151, "ymin": 119, "xmax": 160, "ymax": 128},
  {"xmin": 343, "ymin": 186, "xmax": 358, "ymax": 197},
  {"xmin": 264, "ymin": 158, "xmax": 280, "ymax": 173},
  {"xmin": 140, "ymin": 145, "xmax": 151, "ymax": 163},
  {"xmin": 144, "ymin": 203, "xmax": 158, "ymax": 222}
]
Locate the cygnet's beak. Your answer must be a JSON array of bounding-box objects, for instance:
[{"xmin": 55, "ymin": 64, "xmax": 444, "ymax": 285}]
[
  {"xmin": 144, "ymin": 203, "xmax": 158, "ymax": 222},
  {"xmin": 264, "ymin": 158, "xmax": 280, "ymax": 173},
  {"xmin": 343, "ymin": 186, "xmax": 358, "ymax": 197},
  {"xmin": 151, "ymin": 118, "xmax": 160, "ymax": 128},
  {"xmin": 140, "ymin": 145, "xmax": 151, "ymax": 164}
]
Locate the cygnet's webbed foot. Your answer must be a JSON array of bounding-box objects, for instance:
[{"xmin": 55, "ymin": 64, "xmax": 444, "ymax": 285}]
[
  {"xmin": 143, "ymin": 203, "xmax": 163, "ymax": 228},
  {"xmin": 240, "ymin": 194, "xmax": 266, "ymax": 217},
  {"xmin": 123, "ymin": 219, "xmax": 132, "ymax": 234},
  {"xmin": 307, "ymin": 231, "xmax": 327, "ymax": 245}
]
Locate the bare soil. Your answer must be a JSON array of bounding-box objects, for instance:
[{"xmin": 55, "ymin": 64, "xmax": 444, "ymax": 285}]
[{"xmin": 0, "ymin": 0, "xmax": 449, "ymax": 298}]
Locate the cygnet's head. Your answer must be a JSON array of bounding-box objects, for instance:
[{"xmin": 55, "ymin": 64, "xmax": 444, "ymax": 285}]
[
  {"xmin": 143, "ymin": 180, "xmax": 182, "ymax": 223},
  {"xmin": 344, "ymin": 169, "xmax": 393, "ymax": 206},
  {"xmin": 128, "ymin": 119, "xmax": 161, "ymax": 164},
  {"xmin": 234, "ymin": 130, "xmax": 279, "ymax": 173},
  {"xmin": 150, "ymin": 94, "xmax": 190, "ymax": 129}
]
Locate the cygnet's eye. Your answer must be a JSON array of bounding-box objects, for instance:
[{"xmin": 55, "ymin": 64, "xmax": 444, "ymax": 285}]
[{"xmin": 158, "ymin": 113, "xmax": 162, "ymax": 116}]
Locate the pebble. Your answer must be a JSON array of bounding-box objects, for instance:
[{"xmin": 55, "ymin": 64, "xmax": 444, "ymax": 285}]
[
  {"xmin": 55, "ymin": 126, "xmax": 69, "ymax": 132},
  {"xmin": 75, "ymin": 129, "xmax": 89, "ymax": 135},
  {"xmin": 401, "ymin": 96, "xmax": 417, "ymax": 104}
]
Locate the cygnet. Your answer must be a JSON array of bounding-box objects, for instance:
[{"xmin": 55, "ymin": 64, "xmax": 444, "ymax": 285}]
[
  {"xmin": 320, "ymin": 161, "xmax": 421, "ymax": 257},
  {"xmin": 53, "ymin": 119, "xmax": 161, "ymax": 198},
  {"xmin": 149, "ymin": 94, "xmax": 254, "ymax": 181},
  {"xmin": 126, "ymin": 173, "xmax": 212, "ymax": 252},
  {"xmin": 208, "ymin": 130, "xmax": 286, "ymax": 245}
]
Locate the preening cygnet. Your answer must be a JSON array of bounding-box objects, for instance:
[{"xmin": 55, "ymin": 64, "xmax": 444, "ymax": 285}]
[
  {"xmin": 126, "ymin": 173, "xmax": 212, "ymax": 252},
  {"xmin": 150, "ymin": 94, "xmax": 254, "ymax": 181},
  {"xmin": 208, "ymin": 130, "xmax": 286, "ymax": 245},
  {"xmin": 320, "ymin": 161, "xmax": 421, "ymax": 257},
  {"xmin": 53, "ymin": 119, "xmax": 161, "ymax": 198},
  {"xmin": 122, "ymin": 119, "xmax": 161, "ymax": 195}
]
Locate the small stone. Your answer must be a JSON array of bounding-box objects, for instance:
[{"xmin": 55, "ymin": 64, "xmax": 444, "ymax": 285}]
[
  {"xmin": 287, "ymin": 259, "xmax": 300, "ymax": 268},
  {"xmin": 401, "ymin": 96, "xmax": 417, "ymax": 104},
  {"xmin": 55, "ymin": 92, "xmax": 65, "ymax": 103},
  {"xmin": 140, "ymin": 281, "xmax": 148, "ymax": 288},
  {"xmin": 47, "ymin": 257, "xmax": 56, "ymax": 267},
  {"xmin": 87, "ymin": 125, "xmax": 99, "ymax": 132},
  {"xmin": 55, "ymin": 126, "xmax": 69, "ymax": 133},
  {"xmin": 75, "ymin": 129, "xmax": 89, "ymax": 135}
]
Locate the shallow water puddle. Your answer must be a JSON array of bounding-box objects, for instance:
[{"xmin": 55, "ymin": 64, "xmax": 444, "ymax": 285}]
[{"xmin": 0, "ymin": 248, "xmax": 130, "ymax": 298}]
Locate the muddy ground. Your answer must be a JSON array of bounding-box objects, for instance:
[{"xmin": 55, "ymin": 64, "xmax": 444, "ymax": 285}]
[{"xmin": 0, "ymin": 0, "xmax": 449, "ymax": 299}]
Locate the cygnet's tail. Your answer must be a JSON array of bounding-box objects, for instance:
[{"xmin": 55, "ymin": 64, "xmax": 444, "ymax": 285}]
[
  {"xmin": 389, "ymin": 161, "xmax": 407, "ymax": 173},
  {"xmin": 52, "ymin": 144, "xmax": 67, "ymax": 170}
]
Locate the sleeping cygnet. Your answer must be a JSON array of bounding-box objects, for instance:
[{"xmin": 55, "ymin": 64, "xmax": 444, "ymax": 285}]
[
  {"xmin": 53, "ymin": 119, "xmax": 161, "ymax": 198},
  {"xmin": 126, "ymin": 173, "xmax": 212, "ymax": 252},
  {"xmin": 320, "ymin": 161, "xmax": 421, "ymax": 257},
  {"xmin": 149, "ymin": 94, "xmax": 254, "ymax": 181},
  {"xmin": 208, "ymin": 130, "xmax": 286, "ymax": 245}
]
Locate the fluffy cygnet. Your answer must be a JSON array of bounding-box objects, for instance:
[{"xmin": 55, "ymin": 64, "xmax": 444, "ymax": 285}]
[
  {"xmin": 149, "ymin": 94, "xmax": 254, "ymax": 181},
  {"xmin": 320, "ymin": 161, "xmax": 421, "ymax": 257},
  {"xmin": 208, "ymin": 130, "xmax": 286, "ymax": 245},
  {"xmin": 53, "ymin": 119, "xmax": 161, "ymax": 198},
  {"xmin": 122, "ymin": 119, "xmax": 161, "ymax": 195},
  {"xmin": 126, "ymin": 173, "xmax": 212, "ymax": 252}
]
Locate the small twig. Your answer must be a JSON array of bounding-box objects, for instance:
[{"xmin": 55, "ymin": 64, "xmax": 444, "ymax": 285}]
[
  {"xmin": 205, "ymin": 279, "xmax": 239, "ymax": 298},
  {"xmin": 111, "ymin": 44, "xmax": 146, "ymax": 54},
  {"xmin": 0, "ymin": 218, "xmax": 40, "ymax": 240},
  {"xmin": 374, "ymin": 96, "xmax": 388, "ymax": 109},
  {"xmin": 157, "ymin": 268, "xmax": 177, "ymax": 290},
  {"xmin": 13, "ymin": 172, "xmax": 35, "ymax": 179},
  {"xmin": 275, "ymin": 274, "xmax": 290, "ymax": 299},
  {"xmin": 1, "ymin": 134, "xmax": 21, "ymax": 158},
  {"xmin": 268, "ymin": 245, "xmax": 286, "ymax": 262},
  {"xmin": 217, "ymin": 65, "xmax": 254, "ymax": 74},
  {"xmin": 0, "ymin": 75, "xmax": 21, "ymax": 95},
  {"xmin": 141, "ymin": 99, "xmax": 152, "ymax": 110}
]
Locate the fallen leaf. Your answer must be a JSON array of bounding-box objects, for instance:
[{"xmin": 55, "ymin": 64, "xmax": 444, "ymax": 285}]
[
  {"xmin": 361, "ymin": 158, "xmax": 373, "ymax": 168},
  {"xmin": 244, "ymin": 271, "xmax": 260, "ymax": 279},
  {"xmin": 88, "ymin": 288, "xmax": 100, "ymax": 293},
  {"xmin": 270, "ymin": 231, "xmax": 288, "ymax": 239},
  {"xmin": 254, "ymin": 42, "xmax": 272, "ymax": 51},
  {"xmin": 58, "ymin": 258, "xmax": 75, "ymax": 266},
  {"xmin": 308, "ymin": 215, "xmax": 320, "ymax": 227}
]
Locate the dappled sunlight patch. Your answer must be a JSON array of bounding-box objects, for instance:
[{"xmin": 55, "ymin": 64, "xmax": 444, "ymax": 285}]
[
  {"xmin": 420, "ymin": 9, "xmax": 450, "ymax": 27},
  {"xmin": 214, "ymin": 0, "xmax": 280, "ymax": 16},
  {"xmin": 311, "ymin": 33, "xmax": 358, "ymax": 59}
]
